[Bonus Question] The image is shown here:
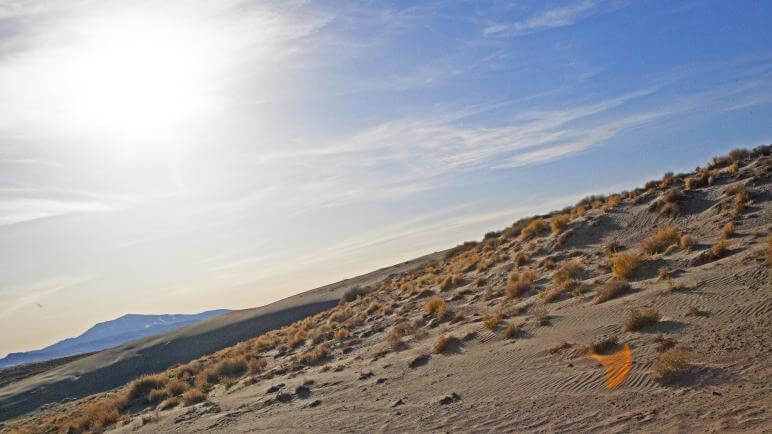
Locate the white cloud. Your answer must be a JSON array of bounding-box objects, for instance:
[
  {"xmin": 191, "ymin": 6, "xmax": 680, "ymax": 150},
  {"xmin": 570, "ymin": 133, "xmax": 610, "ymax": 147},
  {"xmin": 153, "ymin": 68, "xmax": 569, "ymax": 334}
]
[{"xmin": 485, "ymin": 0, "xmax": 599, "ymax": 37}]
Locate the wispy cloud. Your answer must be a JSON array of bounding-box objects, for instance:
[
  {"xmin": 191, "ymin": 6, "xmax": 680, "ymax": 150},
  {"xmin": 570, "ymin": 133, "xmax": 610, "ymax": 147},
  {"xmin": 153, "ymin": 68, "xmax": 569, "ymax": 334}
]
[{"xmin": 485, "ymin": 0, "xmax": 600, "ymax": 37}]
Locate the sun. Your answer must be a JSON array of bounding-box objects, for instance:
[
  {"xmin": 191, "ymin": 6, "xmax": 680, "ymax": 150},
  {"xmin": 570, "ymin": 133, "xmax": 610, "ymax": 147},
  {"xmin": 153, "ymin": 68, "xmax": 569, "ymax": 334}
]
[{"xmin": 51, "ymin": 9, "xmax": 220, "ymax": 141}]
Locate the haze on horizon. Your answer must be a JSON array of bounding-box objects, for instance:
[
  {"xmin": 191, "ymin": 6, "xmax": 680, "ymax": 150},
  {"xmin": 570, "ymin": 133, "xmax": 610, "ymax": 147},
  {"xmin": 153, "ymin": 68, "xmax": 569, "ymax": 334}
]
[{"xmin": 0, "ymin": 0, "xmax": 770, "ymax": 357}]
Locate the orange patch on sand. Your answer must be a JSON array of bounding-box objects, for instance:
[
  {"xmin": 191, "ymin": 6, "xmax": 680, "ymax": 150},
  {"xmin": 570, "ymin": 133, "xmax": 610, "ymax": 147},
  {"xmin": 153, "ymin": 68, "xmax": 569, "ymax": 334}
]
[{"xmin": 587, "ymin": 344, "xmax": 632, "ymax": 389}]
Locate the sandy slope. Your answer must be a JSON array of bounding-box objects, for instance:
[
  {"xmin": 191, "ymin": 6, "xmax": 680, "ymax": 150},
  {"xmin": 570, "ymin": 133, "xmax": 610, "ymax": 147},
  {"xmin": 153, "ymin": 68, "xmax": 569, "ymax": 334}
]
[
  {"xmin": 2, "ymin": 151, "xmax": 770, "ymax": 433},
  {"xmin": 0, "ymin": 250, "xmax": 444, "ymax": 422},
  {"xmin": 107, "ymin": 155, "xmax": 771, "ymax": 433}
]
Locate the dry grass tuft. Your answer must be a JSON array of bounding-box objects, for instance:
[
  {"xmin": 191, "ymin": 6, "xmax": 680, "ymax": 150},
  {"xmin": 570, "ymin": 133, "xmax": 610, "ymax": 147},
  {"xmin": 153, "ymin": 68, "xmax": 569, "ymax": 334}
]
[
  {"xmin": 641, "ymin": 227, "xmax": 681, "ymax": 255},
  {"xmin": 483, "ymin": 311, "xmax": 502, "ymax": 330},
  {"xmin": 680, "ymin": 234, "xmax": 694, "ymax": 250},
  {"xmin": 721, "ymin": 222, "xmax": 734, "ymax": 239},
  {"xmin": 433, "ymin": 335, "xmax": 459, "ymax": 353},
  {"xmin": 596, "ymin": 280, "xmax": 631, "ymax": 303},
  {"xmin": 550, "ymin": 214, "xmax": 571, "ymax": 235},
  {"xmin": 335, "ymin": 326, "xmax": 349, "ymax": 341},
  {"xmin": 159, "ymin": 397, "xmax": 179, "ymax": 411},
  {"xmin": 586, "ymin": 336, "xmax": 618, "ymax": 355},
  {"xmin": 623, "ymin": 308, "xmax": 660, "ymax": 331},
  {"xmin": 530, "ymin": 306, "xmax": 550, "ymax": 326},
  {"xmin": 387, "ymin": 322, "xmax": 411, "ymax": 350},
  {"xmin": 520, "ymin": 218, "xmax": 549, "ymax": 240},
  {"xmin": 300, "ymin": 344, "xmax": 330, "ymax": 365},
  {"xmin": 506, "ymin": 269, "xmax": 535, "ymax": 298},
  {"xmin": 69, "ymin": 398, "xmax": 122, "ymax": 432},
  {"xmin": 423, "ymin": 296, "xmax": 448, "ymax": 319},
  {"xmin": 126, "ymin": 374, "xmax": 168, "ymax": 402},
  {"xmin": 658, "ymin": 267, "xmax": 670, "ymax": 281},
  {"xmin": 553, "ymin": 259, "xmax": 582, "ymax": 284},
  {"xmin": 710, "ymin": 240, "xmax": 729, "ymax": 258},
  {"xmin": 514, "ymin": 252, "xmax": 528, "ymax": 266},
  {"xmin": 610, "ymin": 252, "xmax": 640, "ymax": 279},
  {"xmin": 182, "ymin": 389, "xmax": 206, "ymax": 406},
  {"xmin": 505, "ymin": 322, "xmax": 522, "ymax": 338},
  {"xmin": 651, "ymin": 348, "xmax": 691, "ymax": 383},
  {"xmin": 539, "ymin": 257, "xmax": 555, "ymax": 270}
]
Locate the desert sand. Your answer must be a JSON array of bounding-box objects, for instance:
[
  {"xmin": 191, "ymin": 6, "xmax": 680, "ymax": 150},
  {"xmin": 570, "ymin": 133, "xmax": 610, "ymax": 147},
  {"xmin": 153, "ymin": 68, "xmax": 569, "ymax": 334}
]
[{"xmin": 2, "ymin": 148, "xmax": 770, "ymax": 433}]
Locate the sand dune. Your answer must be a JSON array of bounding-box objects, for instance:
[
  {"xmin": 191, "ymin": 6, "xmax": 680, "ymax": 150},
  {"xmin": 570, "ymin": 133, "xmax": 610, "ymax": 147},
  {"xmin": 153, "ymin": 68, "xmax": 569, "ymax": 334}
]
[{"xmin": 2, "ymin": 148, "xmax": 770, "ymax": 433}]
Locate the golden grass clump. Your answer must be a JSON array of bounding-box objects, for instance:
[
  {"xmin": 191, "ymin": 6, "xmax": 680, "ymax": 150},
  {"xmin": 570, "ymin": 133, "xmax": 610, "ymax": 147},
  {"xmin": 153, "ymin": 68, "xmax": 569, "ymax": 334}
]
[
  {"xmin": 520, "ymin": 218, "xmax": 549, "ymax": 240},
  {"xmin": 530, "ymin": 306, "xmax": 550, "ymax": 326},
  {"xmin": 423, "ymin": 296, "xmax": 448, "ymax": 319},
  {"xmin": 553, "ymin": 259, "xmax": 582, "ymax": 283},
  {"xmin": 505, "ymin": 322, "xmax": 521, "ymax": 338},
  {"xmin": 658, "ymin": 267, "xmax": 670, "ymax": 281},
  {"xmin": 126, "ymin": 374, "xmax": 168, "ymax": 402},
  {"xmin": 247, "ymin": 358, "xmax": 268, "ymax": 375},
  {"xmin": 641, "ymin": 227, "xmax": 681, "ymax": 254},
  {"xmin": 542, "ymin": 280, "xmax": 573, "ymax": 303},
  {"xmin": 69, "ymin": 397, "xmax": 122, "ymax": 432},
  {"xmin": 680, "ymin": 234, "xmax": 694, "ymax": 250},
  {"xmin": 596, "ymin": 280, "xmax": 631, "ymax": 303},
  {"xmin": 728, "ymin": 161, "xmax": 739, "ymax": 174},
  {"xmin": 335, "ymin": 326, "xmax": 349, "ymax": 341},
  {"xmin": 539, "ymin": 257, "xmax": 555, "ymax": 270},
  {"xmin": 366, "ymin": 301, "xmax": 381, "ymax": 315},
  {"xmin": 300, "ymin": 344, "xmax": 330, "ymax": 365},
  {"xmin": 572, "ymin": 205, "xmax": 587, "ymax": 218},
  {"xmin": 721, "ymin": 222, "xmax": 734, "ymax": 239},
  {"xmin": 182, "ymin": 389, "xmax": 206, "ymax": 406},
  {"xmin": 438, "ymin": 276, "xmax": 453, "ymax": 291},
  {"xmin": 623, "ymin": 308, "xmax": 660, "ymax": 331},
  {"xmin": 387, "ymin": 322, "xmax": 411, "ymax": 350},
  {"xmin": 434, "ymin": 335, "xmax": 458, "ymax": 353},
  {"xmin": 506, "ymin": 269, "xmax": 535, "ymax": 298},
  {"xmin": 651, "ymin": 348, "xmax": 691, "ymax": 383},
  {"xmin": 165, "ymin": 379, "xmax": 188, "ymax": 396},
  {"xmin": 483, "ymin": 311, "xmax": 502, "ymax": 330},
  {"xmin": 514, "ymin": 252, "xmax": 528, "ymax": 266},
  {"xmin": 611, "ymin": 252, "xmax": 640, "ymax": 279},
  {"xmin": 607, "ymin": 194, "xmax": 622, "ymax": 208},
  {"xmin": 159, "ymin": 397, "xmax": 180, "ymax": 410},
  {"xmin": 550, "ymin": 214, "xmax": 571, "ymax": 235},
  {"xmin": 710, "ymin": 240, "xmax": 729, "ymax": 258}
]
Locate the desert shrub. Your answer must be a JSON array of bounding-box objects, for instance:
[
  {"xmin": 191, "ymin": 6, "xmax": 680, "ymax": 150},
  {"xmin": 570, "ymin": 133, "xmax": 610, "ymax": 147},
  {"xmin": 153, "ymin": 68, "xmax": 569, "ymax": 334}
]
[
  {"xmin": 710, "ymin": 240, "xmax": 729, "ymax": 258},
  {"xmin": 572, "ymin": 205, "xmax": 587, "ymax": 218},
  {"xmin": 658, "ymin": 267, "xmax": 670, "ymax": 281},
  {"xmin": 504, "ymin": 322, "xmax": 521, "ymax": 338},
  {"xmin": 660, "ymin": 201, "xmax": 680, "ymax": 216},
  {"xmin": 586, "ymin": 336, "xmax": 618, "ymax": 354},
  {"xmin": 553, "ymin": 260, "xmax": 582, "ymax": 283},
  {"xmin": 721, "ymin": 222, "xmax": 734, "ymax": 239},
  {"xmin": 728, "ymin": 161, "xmax": 739, "ymax": 174},
  {"xmin": 165, "ymin": 379, "xmax": 188, "ymax": 396},
  {"xmin": 215, "ymin": 356, "xmax": 247, "ymax": 379},
  {"xmin": 596, "ymin": 280, "xmax": 631, "ymax": 303},
  {"xmin": 399, "ymin": 281, "xmax": 416, "ymax": 293},
  {"xmin": 434, "ymin": 335, "xmax": 458, "ymax": 353},
  {"xmin": 182, "ymin": 389, "xmax": 206, "ymax": 406},
  {"xmin": 483, "ymin": 311, "xmax": 501, "ymax": 330},
  {"xmin": 530, "ymin": 306, "xmax": 550, "ymax": 326},
  {"xmin": 335, "ymin": 326, "xmax": 349, "ymax": 341},
  {"xmin": 651, "ymin": 348, "xmax": 691, "ymax": 383},
  {"xmin": 423, "ymin": 296, "xmax": 448, "ymax": 319},
  {"xmin": 680, "ymin": 234, "xmax": 694, "ymax": 250},
  {"xmin": 611, "ymin": 252, "xmax": 640, "ymax": 279},
  {"xmin": 387, "ymin": 322, "xmax": 412, "ymax": 350},
  {"xmin": 550, "ymin": 214, "xmax": 571, "ymax": 235},
  {"xmin": 341, "ymin": 285, "xmax": 370, "ymax": 303},
  {"xmin": 520, "ymin": 218, "xmax": 549, "ymax": 240},
  {"xmin": 623, "ymin": 308, "xmax": 660, "ymax": 331},
  {"xmin": 449, "ymin": 250, "xmax": 480, "ymax": 273},
  {"xmin": 542, "ymin": 281, "xmax": 571, "ymax": 303},
  {"xmin": 70, "ymin": 398, "xmax": 121, "ymax": 432},
  {"xmin": 288, "ymin": 330, "xmax": 308, "ymax": 348},
  {"xmin": 641, "ymin": 227, "xmax": 681, "ymax": 254},
  {"xmin": 728, "ymin": 148, "xmax": 749, "ymax": 162},
  {"xmin": 300, "ymin": 344, "xmax": 330, "ymax": 365},
  {"xmin": 126, "ymin": 374, "xmax": 168, "ymax": 402},
  {"xmin": 514, "ymin": 252, "xmax": 528, "ymax": 266},
  {"xmin": 606, "ymin": 194, "xmax": 622, "ymax": 208},
  {"xmin": 148, "ymin": 388, "xmax": 170, "ymax": 405},
  {"xmin": 366, "ymin": 301, "xmax": 381, "ymax": 314},
  {"xmin": 539, "ymin": 257, "xmax": 555, "ymax": 270},
  {"xmin": 247, "ymin": 358, "xmax": 268, "ymax": 375},
  {"xmin": 506, "ymin": 269, "xmax": 535, "ymax": 298}
]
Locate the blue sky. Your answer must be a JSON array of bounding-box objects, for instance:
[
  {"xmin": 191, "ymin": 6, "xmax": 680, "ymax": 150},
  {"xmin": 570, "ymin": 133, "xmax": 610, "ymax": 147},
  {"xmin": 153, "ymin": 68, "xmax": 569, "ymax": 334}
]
[{"xmin": 0, "ymin": 0, "xmax": 770, "ymax": 355}]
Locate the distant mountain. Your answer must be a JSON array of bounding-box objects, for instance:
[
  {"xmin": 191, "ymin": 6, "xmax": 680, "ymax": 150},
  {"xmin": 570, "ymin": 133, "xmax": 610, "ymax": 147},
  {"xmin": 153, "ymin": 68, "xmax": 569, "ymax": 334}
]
[{"xmin": 0, "ymin": 310, "xmax": 231, "ymax": 369}]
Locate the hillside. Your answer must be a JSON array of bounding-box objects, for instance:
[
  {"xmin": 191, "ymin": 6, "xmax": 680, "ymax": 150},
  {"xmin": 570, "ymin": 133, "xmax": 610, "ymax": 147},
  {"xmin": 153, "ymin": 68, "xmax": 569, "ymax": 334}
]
[
  {"xmin": 0, "ymin": 311, "xmax": 231, "ymax": 369},
  {"xmin": 2, "ymin": 147, "xmax": 770, "ymax": 433}
]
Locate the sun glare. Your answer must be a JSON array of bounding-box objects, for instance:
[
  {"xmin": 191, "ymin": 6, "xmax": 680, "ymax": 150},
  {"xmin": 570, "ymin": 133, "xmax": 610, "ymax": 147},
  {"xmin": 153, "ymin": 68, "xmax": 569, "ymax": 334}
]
[{"xmin": 51, "ymin": 10, "xmax": 220, "ymax": 141}]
